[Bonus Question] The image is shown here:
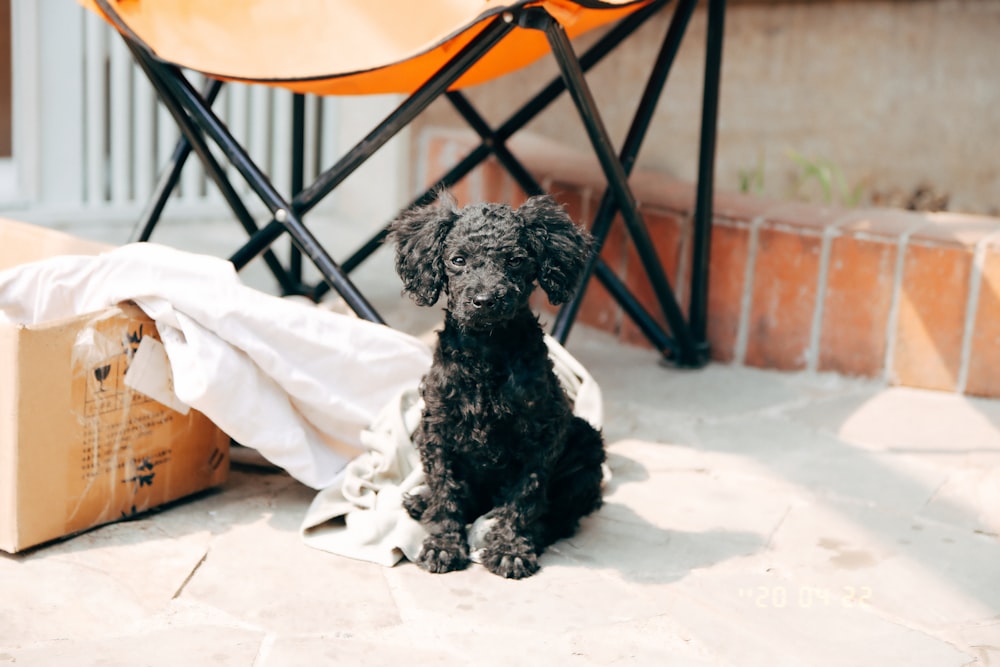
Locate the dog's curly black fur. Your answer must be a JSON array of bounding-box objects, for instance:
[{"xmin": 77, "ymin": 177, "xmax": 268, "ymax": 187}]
[{"xmin": 388, "ymin": 192, "xmax": 606, "ymax": 579}]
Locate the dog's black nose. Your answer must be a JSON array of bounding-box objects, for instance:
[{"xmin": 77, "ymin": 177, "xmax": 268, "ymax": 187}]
[{"xmin": 472, "ymin": 293, "xmax": 495, "ymax": 308}]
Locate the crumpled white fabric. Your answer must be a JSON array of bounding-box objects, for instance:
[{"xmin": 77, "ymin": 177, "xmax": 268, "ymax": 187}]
[
  {"xmin": 0, "ymin": 242, "xmax": 432, "ymax": 489},
  {"xmin": 300, "ymin": 335, "xmax": 606, "ymax": 566}
]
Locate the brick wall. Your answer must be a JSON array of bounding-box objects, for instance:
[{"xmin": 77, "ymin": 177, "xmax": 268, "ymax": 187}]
[{"xmin": 420, "ymin": 128, "xmax": 1000, "ymax": 398}]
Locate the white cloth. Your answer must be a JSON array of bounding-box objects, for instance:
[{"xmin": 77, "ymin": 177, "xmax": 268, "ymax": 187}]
[
  {"xmin": 0, "ymin": 243, "xmax": 432, "ymax": 489},
  {"xmin": 300, "ymin": 335, "xmax": 606, "ymax": 566}
]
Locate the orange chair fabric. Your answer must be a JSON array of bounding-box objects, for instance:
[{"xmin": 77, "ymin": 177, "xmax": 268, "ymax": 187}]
[{"xmin": 81, "ymin": 0, "xmax": 653, "ymax": 96}]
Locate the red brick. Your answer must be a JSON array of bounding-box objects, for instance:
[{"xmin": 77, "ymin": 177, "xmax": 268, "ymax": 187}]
[
  {"xmin": 711, "ymin": 190, "xmax": 776, "ymax": 225},
  {"xmin": 509, "ymin": 180, "xmax": 530, "ymax": 208},
  {"xmin": 531, "ymin": 185, "xmax": 622, "ymax": 337},
  {"xmin": 619, "ymin": 207, "xmax": 689, "ymax": 349},
  {"xmin": 837, "ymin": 208, "xmax": 928, "ymax": 239},
  {"xmin": 744, "ymin": 225, "xmax": 823, "ymax": 371},
  {"xmin": 706, "ymin": 220, "xmax": 752, "ymax": 363},
  {"xmin": 965, "ymin": 242, "xmax": 1000, "ymax": 397},
  {"xmin": 892, "ymin": 242, "xmax": 972, "ymax": 391},
  {"xmin": 763, "ymin": 201, "xmax": 848, "ymax": 233},
  {"xmin": 480, "ymin": 157, "xmax": 509, "ymax": 204},
  {"xmin": 911, "ymin": 212, "xmax": 1000, "ymax": 247},
  {"xmin": 818, "ymin": 233, "xmax": 898, "ymax": 378},
  {"xmin": 560, "ymin": 185, "xmax": 622, "ymax": 335},
  {"xmin": 420, "ymin": 133, "xmax": 449, "ymax": 189}
]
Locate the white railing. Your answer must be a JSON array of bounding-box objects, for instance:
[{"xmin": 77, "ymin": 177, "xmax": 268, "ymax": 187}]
[
  {"xmin": 79, "ymin": 9, "xmax": 339, "ymax": 218},
  {"xmin": 4, "ymin": 1, "xmax": 407, "ymax": 229}
]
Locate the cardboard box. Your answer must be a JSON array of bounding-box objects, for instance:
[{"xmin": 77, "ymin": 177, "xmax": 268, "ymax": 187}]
[{"xmin": 0, "ymin": 219, "xmax": 229, "ymax": 552}]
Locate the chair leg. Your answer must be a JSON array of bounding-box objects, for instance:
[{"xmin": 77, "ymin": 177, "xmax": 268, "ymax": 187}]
[
  {"xmin": 549, "ymin": 0, "xmax": 703, "ymax": 361},
  {"xmin": 289, "ymin": 93, "xmax": 306, "ymax": 291},
  {"xmin": 127, "ymin": 41, "xmax": 381, "ymax": 319},
  {"xmin": 525, "ymin": 8, "xmax": 704, "ymax": 365},
  {"xmin": 689, "ymin": 0, "xmax": 727, "ymax": 346},
  {"xmin": 132, "ymin": 78, "xmax": 224, "ymax": 243},
  {"xmin": 127, "ymin": 49, "xmax": 301, "ymax": 295},
  {"xmin": 153, "ymin": 60, "xmax": 385, "ymax": 322},
  {"xmin": 308, "ymin": 0, "xmax": 668, "ymax": 290},
  {"xmin": 445, "ymin": 89, "xmax": 682, "ymax": 355},
  {"xmin": 330, "ymin": 0, "xmax": 665, "ymax": 280}
]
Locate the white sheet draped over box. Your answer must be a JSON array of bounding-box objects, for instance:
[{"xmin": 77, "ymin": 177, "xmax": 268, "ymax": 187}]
[
  {"xmin": 0, "ymin": 243, "xmax": 432, "ymax": 490},
  {"xmin": 0, "ymin": 242, "xmax": 603, "ymax": 566}
]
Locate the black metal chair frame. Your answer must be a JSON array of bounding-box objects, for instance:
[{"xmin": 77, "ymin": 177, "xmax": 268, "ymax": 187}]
[{"xmin": 99, "ymin": 0, "xmax": 725, "ymax": 367}]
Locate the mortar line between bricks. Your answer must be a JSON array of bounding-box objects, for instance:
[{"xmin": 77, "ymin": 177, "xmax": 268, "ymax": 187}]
[
  {"xmin": 805, "ymin": 224, "xmax": 841, "ymax": 372},
  {"xmin": 733, "ymin": 215, "xmax": 764, "ymax": 365},
  {"xmin": 672, "ymin": 212, "xmax": 693, "ymax": 313},
  {"xmin": 882, "ymin": 220, "xmax": 929, "ymax": 383},
  {"xmin": 957, "ymin": 230, "xmax": 1000, "ymax": 393}
]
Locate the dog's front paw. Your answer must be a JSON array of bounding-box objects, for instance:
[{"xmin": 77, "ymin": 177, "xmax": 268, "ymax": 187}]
[
  {"xmin": 481, "ymin": 536, "xmax": 539, "ymax": 579},
  {"xmin": 402, "ymin": 490, "xmax": 429, "ymax": 521},
  {"xmin": 417, "ymin": 533, "xmax": 470, "ymax": 574}
]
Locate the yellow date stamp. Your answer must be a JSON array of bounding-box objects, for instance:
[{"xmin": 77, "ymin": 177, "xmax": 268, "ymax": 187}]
[{"xmin": 738, "ymin": 585, "xmax": 873, "ymax": 609}]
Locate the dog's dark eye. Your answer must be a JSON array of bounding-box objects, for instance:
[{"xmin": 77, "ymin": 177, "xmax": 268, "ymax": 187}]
[
  {"xmin": 507, "ymin": 256, "xmax": 524, "ymax": 268},
  {"xmin": 451, "ymin": 256, "xmax": 466, "ymax": 266}
]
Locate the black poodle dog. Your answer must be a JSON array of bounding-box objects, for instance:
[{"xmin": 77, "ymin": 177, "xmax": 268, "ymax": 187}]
[{"xmin": 388, "ymin": 192, "xmax": 606, "ymax": 579}]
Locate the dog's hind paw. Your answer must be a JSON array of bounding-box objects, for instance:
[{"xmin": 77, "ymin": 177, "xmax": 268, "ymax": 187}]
[
  {"xmin": 481, "ymin": 538, "xmax": 540, "ymax": 579},
  {"xmin": 417, "ymin": 533, "xmax": 470, "ymax": 574}
]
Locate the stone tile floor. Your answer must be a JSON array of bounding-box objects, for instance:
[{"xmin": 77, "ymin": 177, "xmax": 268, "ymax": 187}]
[{"xmin": 1, "ymin": 217, "xmax": 999, "ymax": 665}]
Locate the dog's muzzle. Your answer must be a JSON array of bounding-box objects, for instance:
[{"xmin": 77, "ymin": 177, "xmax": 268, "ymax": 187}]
[{"xmin": 453, "ymin": 285, "xmax": 517, "ymax": 329}]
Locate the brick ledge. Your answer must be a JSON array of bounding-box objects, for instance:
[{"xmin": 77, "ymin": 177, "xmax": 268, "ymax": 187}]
[{"xmin": 419, "ymin": 128, "xmax": 1000, "ymax": 397}]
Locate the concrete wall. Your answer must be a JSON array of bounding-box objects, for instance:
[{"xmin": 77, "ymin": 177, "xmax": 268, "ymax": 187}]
[{"xmin": 412, "ymin": 0, "xmax": 1000, "ymax": 215}]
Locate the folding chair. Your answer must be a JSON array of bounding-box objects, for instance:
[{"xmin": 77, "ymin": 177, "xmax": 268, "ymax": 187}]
[{"xmin": 82, "ymin": 0, "xmax": 725, "ymax": 368}]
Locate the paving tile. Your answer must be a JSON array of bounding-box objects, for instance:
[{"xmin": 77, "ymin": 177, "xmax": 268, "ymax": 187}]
[
  {"xmin": 0, "ymin": 554, "xmax": 152, "ymax": 646},
  {"xmin": 918, "ymin": 463, "xmax": 1000, "ymax": 536},
  {"xmin": 693, "ymin": 416, "xmax": 950, "ymax": 516},
  {"xmin": 566, "ymin": 333, "xmax": 817, "ymax": 423},
  {"xmin": 264, "ymin": 617, "xmax": 716, "ymax": 667},
  {"xmin": 382, "ymin": 556, "xmax": 671, "ymax": 637},
  {"xmin": 767, "ymin": 502, "xmax": 1000, "ymax": 632},
  {"xmin": 664, "ymin": 569, "xmax": 975, "ymax": 667},
  {"xmin": 179, "ymin": 514, "xmax": 401, "ymax": 636},
  {"xmin": 818, "ymin": 233, "xmax": 898, "ymax": 377},
  {"xmin": 602, "ymin": 442, "xmax": 789, "ymax": 539},
  {"xmin": 0, "ymin": 503, "xmax": 232, "ymax": 647},
  {"xmin": 556, "ymin": 499, "xmax": 765, "ymax": 586},
  {"xmin": 744, "ymin": 224, "xmax": 823, "ymax": 370},
  {"xmin": 558, "ymin": 615, "xmax": 717, "ymax": 666},
  {"xmin": 786, "ymin": 385, "xmax": 1000, "ymax": 453},
  {"xmin": 6, "ymin": 209, "xmax": 1000, "ymax": 664},
  {"xmin": 892, "ymin": 241, "xmax": 973, "ymax": 390},
  {"xmin": 1, "ymin": 627, "xmax": 263, "ymax": 667},
  {"xmin": 263, "ymin": 635, "xmax": 462, "ymax": 666},
  {"xmin": 965, "ymin": 240, "xmax": 1000, "ymax": 397}
]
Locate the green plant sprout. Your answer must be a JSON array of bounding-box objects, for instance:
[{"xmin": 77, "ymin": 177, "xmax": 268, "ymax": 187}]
[
  {"xmin": 737, "ymin": 150, "xmax": 766, "ymax": 195},
  {"xmin": 785, "ymin": 149, "xmax": 865, "ymax": 207}
]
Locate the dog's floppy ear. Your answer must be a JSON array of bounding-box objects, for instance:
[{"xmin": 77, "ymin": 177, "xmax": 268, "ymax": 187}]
[
  {"xmin": 519, "ymin": 195, "xmax": 594, "ymax": 305},
  {"xmin": 387, "ymin": 191, "xmax": 459, "ymax": 306}
]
